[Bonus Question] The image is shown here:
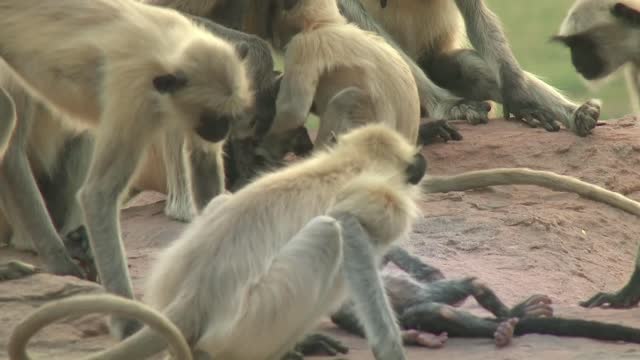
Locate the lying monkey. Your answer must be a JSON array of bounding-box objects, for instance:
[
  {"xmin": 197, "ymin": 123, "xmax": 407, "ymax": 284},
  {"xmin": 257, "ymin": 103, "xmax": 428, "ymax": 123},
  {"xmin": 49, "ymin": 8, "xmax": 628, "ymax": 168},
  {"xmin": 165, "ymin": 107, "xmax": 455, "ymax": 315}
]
[{"xmin": 332, "ymin": 246, "xmax": 640, "ymax": 348}]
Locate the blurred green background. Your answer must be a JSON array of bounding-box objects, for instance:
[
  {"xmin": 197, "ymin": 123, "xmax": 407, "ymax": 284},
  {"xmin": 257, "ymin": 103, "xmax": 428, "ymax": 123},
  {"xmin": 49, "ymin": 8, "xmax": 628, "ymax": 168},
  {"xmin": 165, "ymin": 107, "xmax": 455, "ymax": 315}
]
[{"xmin": 488, "ymin": 0, "xmax": 631, "ymax": 119}]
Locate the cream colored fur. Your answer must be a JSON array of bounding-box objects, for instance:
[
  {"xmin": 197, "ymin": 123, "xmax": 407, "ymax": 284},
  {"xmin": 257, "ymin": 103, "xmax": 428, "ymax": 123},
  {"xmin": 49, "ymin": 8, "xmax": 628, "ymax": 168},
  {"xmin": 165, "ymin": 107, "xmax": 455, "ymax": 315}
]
[
  {"xmin": 0, "ymin": 0, "xmax": 251, "ymax": 337},
  {"xmin": 8, "ymin": 124, "xmax": 420, "ymax": 360},
  {"xmin": 271, "ymin": 0, "xmax": 421, "ymax": 145}
]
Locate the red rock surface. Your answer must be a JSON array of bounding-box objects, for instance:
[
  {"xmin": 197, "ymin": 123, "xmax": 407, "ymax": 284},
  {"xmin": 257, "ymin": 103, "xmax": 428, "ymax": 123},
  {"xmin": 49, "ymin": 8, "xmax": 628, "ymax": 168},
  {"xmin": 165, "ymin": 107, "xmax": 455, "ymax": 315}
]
[{"xmin": 1, "ymin": 117, "xmax": 639, "ymax": 359}]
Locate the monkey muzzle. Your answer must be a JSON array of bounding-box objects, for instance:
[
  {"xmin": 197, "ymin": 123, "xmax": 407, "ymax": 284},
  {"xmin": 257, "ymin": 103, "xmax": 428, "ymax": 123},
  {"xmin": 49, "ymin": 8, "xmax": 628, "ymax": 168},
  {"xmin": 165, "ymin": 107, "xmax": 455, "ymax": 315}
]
[
  {"xmin": 406, "ymin": 153, "xmax": 427, "ymax": 185},
  {"xmin": 196, "ymin": 111, "xmax": 231, "ymax": 143},
  {"xmin": 380, "ymin": 0, "xmax": 388, "ymax": 8},
  {"xmin": 552, "ymin": 35, "xmax": 606, "ymax": 80}
]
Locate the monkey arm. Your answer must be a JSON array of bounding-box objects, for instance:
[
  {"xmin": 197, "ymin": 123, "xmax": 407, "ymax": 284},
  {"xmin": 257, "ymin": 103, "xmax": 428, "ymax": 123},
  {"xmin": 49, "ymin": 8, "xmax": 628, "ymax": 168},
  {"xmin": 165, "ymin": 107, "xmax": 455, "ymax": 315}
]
[
  {"xmin": 331, "ymin": 211, "xmax": 406, "ymax": 360},
  {"xmin": 454, "ymin": 0, "xmax": 561, "ymax": 131},
  {"xmin": 382, "ymin": 245, "xmax": 445, "ymax": 282}
]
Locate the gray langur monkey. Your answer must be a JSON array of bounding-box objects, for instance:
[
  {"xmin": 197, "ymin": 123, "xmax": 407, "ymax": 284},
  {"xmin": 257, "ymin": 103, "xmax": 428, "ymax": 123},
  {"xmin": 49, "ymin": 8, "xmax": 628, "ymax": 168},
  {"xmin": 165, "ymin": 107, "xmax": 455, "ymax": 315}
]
[
  {"xmin": 356, "ymin": 0, "xmax": 602, "ymax": 137},
  {"xmin": 553, "ymin": 0, "xmax": 640, "ymax": 115},
  {"xmin": 148, "ymin": 0, "xmax": 471, "ymax": 144},
  {"xmin": 0, "ymin": 0, "xmax": 252, "ymax": 339},
  {"xmin": 268, "ymin": 0, "xmax": 421, "ymax": 148},
  {"xmin": 8, "ymin": 124, "xmax": 427, "ymax": 360}
]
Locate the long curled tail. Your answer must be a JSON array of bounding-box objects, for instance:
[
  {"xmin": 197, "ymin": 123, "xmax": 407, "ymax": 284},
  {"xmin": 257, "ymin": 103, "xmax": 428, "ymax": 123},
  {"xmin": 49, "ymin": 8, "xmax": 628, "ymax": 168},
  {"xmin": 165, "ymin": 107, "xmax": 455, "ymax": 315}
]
[
  {"xmin": 8, "ymin": 294, "xmax": 192, "ymax": 360},
  {"xmin": 421, "ymin": 168, "xmax": 640, "ymax": 217},
  {"xmin": 0, "ymin": 86, "xmax": 16, "ymax": 157},
  {"xmin": 515, "ymin": 317, "xmax": 640, "ymax": 343}
]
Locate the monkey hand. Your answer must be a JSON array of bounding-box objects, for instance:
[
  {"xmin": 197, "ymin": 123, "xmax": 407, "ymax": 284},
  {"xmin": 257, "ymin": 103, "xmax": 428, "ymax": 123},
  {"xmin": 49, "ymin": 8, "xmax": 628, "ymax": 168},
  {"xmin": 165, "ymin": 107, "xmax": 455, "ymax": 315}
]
[
  {"xmin": 417, "ymin": 119, "xmax": 463, "ymax": 146},
  {"xmin": 508, "ymin": 295, "xmax": 553, "ymax": 319},
  {"xmin": 580, "ymin": 282, "xmax": 640, "ymax": 309},
  {"xmin": 436, "ymin": 99, "xmax": 491, "ymax": 125},
  {"xmin": 572, "ymin": 99, "xmax": 601, "ymax": 137},
  {"xmin": 501, "ymin": 67, "xmax": 561, "ymax": 132},
  {"xmin": 282, "ymin": 333, "xmax": 349, "ymax": 359}
]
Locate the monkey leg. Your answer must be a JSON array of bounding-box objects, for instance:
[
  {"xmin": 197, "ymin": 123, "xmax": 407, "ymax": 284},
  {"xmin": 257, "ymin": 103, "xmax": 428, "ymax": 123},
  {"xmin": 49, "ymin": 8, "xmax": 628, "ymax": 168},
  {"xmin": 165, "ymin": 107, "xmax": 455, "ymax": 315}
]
[
  {"xmin": 382, "ymin": 245, "xmax": 445, "ymax": 283},
  {"xmin": 77, "ymin": 108, "xmax": 158, "ymax": 339},
  {"xmin": 0, "ymin": 108, "xmax": 83, "ymax": 277},
  {"xmin": 331, "ymin": 301, "xmax": 449, "ymax": 349},
  {"xmin": 419, "ymin": 49, "xmax": 502, "ymax": 103},
  {"xmin": 197, "ymin": 216, "xmax": 346, "ymax": 359},
  {"xmin": 38, "ymin": 131, "xmax": 94, "ymax": 237},
  {"xmin": 315, "ymin": 87, "xmax": 374, "ymax": 148},
  {"xmin": 162, "ymin": 129, "xmax": 194, "ymax": 222},
  {"xmin": 399, "ymin": 302, "xmax": 501, "ymax": 339},
  {"xmin": 184, "ymin": 136, "xmax": 225, "ymax": 214},
  {"xmin": 581, "ymin": 251, "xmax": 640, "ymax": 309}
]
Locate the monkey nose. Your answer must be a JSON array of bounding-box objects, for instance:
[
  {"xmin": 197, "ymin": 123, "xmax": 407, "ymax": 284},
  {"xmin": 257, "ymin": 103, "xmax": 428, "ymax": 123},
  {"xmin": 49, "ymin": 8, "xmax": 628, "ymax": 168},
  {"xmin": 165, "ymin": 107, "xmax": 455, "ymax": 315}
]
[
  {"xmin": 195, "ymin": 112, "xmax": 231, "ymax": 143},
  {"xmin": 406, "ymin": 153, "xmax": 427, "ymax": 185}
]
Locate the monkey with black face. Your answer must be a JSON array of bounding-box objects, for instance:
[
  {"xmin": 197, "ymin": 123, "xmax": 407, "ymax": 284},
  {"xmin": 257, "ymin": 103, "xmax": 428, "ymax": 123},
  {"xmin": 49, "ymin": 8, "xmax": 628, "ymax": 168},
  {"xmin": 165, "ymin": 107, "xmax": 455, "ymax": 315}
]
[
  {"xmin": 351, "ymin": 0, "xmax": 601, "ymax": 137},
  {"xmin": 332, "ymin": 246, "xmax": 640, "ymax": 348},
  {"xmin": 553, "ymin": 0, "xmax": 640, "ymax": 114},
  {"xmin": 0, "ymin": 0, "xmax": 252, "ymax": 338},
  {"xmin": 9, "ymin": 124, "xmax": 427, "ymax": 360}
]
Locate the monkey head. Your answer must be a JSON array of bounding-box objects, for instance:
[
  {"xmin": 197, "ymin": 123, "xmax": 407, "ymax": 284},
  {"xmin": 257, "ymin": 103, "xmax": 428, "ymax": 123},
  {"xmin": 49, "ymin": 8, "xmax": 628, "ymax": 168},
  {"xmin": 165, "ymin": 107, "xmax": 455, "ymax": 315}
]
[
  {"xmin": 153, "ymin": 36, "xmax": 253, "ymax": 143},
  {"xmin": 553, "ymin": 0, "xmax": 640, "ymax": 80},
  {"xmin": 332, "ymin": 125, "xmax": 427, "ymax": 186},
  {"xmin": 271, "ymin": 0, "xmax": 344, "ymax": 49}
]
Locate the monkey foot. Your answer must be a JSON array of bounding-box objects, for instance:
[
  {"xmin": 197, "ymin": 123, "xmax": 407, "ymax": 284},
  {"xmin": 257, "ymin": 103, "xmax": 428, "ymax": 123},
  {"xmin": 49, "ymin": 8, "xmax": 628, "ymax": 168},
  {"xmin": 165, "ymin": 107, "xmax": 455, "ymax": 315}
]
[
  {"xmin": 288, "ymin": 333, "xmax": 349, "ymax": 358},
  {"xmin": 418, "ymin": 119, "xmax": 463, "ymax": 146},
  {"xmin": 494, "ymin": 318, "xmax": 519, "ymax": 348},
  {"xmin": 580, "ymin": 290, "xmax": 640, "ymax": 309},
  {"xmin": 446, "ymin": 100, "xmax": 491, "ymax": 125},
  {"xmin": 0, "ymin": 260, "xmax": 39, "ymax": 281},
  {"xmin": 573, "ymin": 99, "xmax": 601, "ymax": 137},
  {"xmin": 402, "ymin": 330, "xmax": 448, "ymax": 348},
  {"xmin": 581, "ymin": 267, "xmax": 640, "ymax": 309},
  {"xmin": 63, "ymin": 226, "xmax": 98, "ymax": 282},
  {"xmin": 510, "ymin": 294, "xmax": 553, "ymax": 318},
  {"xmin": 111, "ymin": 316, "xmax": 143, "ymax": 341}
]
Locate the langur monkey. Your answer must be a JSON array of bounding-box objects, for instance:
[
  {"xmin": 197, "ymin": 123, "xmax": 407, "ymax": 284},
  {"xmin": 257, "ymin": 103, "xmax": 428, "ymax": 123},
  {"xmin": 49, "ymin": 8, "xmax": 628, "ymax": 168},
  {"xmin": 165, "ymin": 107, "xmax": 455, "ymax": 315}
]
[
  {"xmin": 8, "ymin": 124, "xmax": 640, "ymax": 358},
  {"xmin": 9, "ymin": 124, "xmax": 428, "ymax": 360},
  {"xmin": 269, "ymin": 0, "xmax": 421, "ymax": 148},
  {"xmin": 358, "ymin": 0, "xmax": 602, "ymax": 136},
  {"xmin": 333, "ymin": 246, "xmax": 640, "ymax": 348},
  {"xmin": 0, "ymin": 0, "xmax": 252, "ymax": 338},
  {"xmin": 553, "ymin": 0, "xmax": 640, "ymax": 115}
]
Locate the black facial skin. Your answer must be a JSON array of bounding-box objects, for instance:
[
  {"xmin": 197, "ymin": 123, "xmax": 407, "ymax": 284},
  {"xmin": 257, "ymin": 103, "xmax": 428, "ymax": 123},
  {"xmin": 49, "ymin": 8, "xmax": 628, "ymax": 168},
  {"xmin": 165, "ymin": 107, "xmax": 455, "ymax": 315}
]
[
  {"xmin": 380, "ymin": 0, "xmax": 388, "ymax": 8},
  {"xmin": 406, "ymin": 153, "xmax": 427, "ymax": 185},
  {"xmin": 195, "ymin": 112, "xmax": 232, "ymax": 143},
  {"xmin": 612, "ymin": 3, "xmax": 640, "ymax": 26},
  {"xmin": 553, "ymin": 35, "xmax": 606, "ymax": 79}
]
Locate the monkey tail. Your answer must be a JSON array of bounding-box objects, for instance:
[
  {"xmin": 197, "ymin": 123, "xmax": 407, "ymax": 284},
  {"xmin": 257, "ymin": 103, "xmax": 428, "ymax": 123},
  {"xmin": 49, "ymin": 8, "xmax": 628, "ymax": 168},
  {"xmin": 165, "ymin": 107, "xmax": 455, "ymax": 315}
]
[
  {"xmin": 515, "ymin": 317, "xmax": 640, "ymax": 343},
  {"xmin": 421, "ymin": 168, "xmax": 640, "ymax": 217},
  {"xmin": 0, "ymin": 86, "xmax": 16, "ymax": 157},
  {"xmin": 7, "ymin": 294, "xmax": 192, "ymax": 360}
]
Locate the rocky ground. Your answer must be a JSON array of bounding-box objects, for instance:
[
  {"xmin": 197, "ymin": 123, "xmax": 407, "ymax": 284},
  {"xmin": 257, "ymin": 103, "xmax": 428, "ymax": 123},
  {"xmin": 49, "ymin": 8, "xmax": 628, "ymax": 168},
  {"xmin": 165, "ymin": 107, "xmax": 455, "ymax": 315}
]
[{"xmin": 1, "ymin": 117, "xmax": 640, "ymax": 359}]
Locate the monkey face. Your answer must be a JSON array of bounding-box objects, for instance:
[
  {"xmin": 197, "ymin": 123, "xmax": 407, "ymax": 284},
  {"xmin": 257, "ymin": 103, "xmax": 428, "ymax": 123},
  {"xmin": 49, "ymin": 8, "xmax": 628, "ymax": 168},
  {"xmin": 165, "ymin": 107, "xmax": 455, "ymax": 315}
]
[
  {"xmin": 406, "ymin": 153, "xmax": 427, "ymax": 185},
  {"xmin": 195, "ymin": 111, "xmax": 232, "ymax": 142},
  {"xmin": 554, "ymin": 34, "xmax": 608, "ymax": 79}
]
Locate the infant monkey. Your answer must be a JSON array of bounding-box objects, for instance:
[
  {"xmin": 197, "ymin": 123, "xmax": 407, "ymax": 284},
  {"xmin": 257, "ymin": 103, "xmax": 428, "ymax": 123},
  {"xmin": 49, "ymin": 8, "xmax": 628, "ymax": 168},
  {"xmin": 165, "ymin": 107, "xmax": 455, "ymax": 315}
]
[{"xmin": 332, "ymin": 247, "xmax": 640, "ymax": 347}]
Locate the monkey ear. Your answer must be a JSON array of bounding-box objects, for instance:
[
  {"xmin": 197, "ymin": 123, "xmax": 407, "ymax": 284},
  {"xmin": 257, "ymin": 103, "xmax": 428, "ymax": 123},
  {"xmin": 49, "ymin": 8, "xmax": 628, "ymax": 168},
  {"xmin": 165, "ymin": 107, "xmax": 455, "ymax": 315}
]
[
  {"xmin": 236, "ymin": 42, "xmax": 250, "ymax": 60},
  {"xmin": 612, "ymin": 2, "xmax": 640, "ymax": 25},
  {"xmin": 380, "ymin": 0, "xmax": 388, "ymax": 8},
  {"xmin": 153, "ymin": 72, "xmax": 188, "ymax": 94},
  {"xmin": 283, "ymin": 0, "xmax": 299, "ymax": 11}
]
